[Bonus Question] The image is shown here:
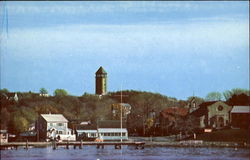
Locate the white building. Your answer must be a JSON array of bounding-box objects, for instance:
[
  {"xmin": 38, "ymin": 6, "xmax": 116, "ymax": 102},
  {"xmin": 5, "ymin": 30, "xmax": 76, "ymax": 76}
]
[
  {"xmin": 76, "ymin": 120, "xmax": 128, "ymax": 141},
  {"xmin": 36, "ymin": 114, "xmax": 76, "ymax": 141}
]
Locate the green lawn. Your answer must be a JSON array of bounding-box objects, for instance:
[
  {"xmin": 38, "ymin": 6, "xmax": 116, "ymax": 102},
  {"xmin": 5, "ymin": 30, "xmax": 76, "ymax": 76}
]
[{"xmin": 196, "ymin": 129, "xmax": 250, "ymax": 143}]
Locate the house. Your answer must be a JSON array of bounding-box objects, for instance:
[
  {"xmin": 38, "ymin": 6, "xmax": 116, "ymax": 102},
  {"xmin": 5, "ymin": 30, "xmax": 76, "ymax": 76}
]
[
  {"xmin": 36, "ymin": 114, "xmax": 76, "ymax": 141},
  {"xmin": 19, "ymin": 131, "xmax": 37, "ymax": 142},
  {"xmin": 230, "ymin": 106, "xmax": 250, "ymax": 128},
  {"xmin": 1, "ymin": 92, "xmax": 19, "ymax": 102},
  {"xmin": 39, "ymin": 93, "xmax": 49, "ymax": 97},
  {"xmin": 185, "ymin": 97, "xmax": 204, "ymax": 113},
  {"xmin": 75, "ymin": 124, "xmax": 98, "ymax": 141},
  {"xmin": 0, "ymin": 130, "xmax": 8, "ymax": 143},
  {"xmin": 187, "ymin": 97, "xmax": 198, "ymax": 113},
  {"xmin": 75, "ymin": 120, "xmax": 129, "ymax": 141},
  {"xmin": 160, "ymin": 107, "xmax": 189, "ymax": 135},
  {"xmin": 97, "ymin": 120, "xmax": 128, "ymax": 141},
  {"xmin": 191, "ymin": 101, "xmax": 232, "ymax": 129},
  {"xmin": 111, "ymin": 103, "xmax": 132, "ymax": 120}
]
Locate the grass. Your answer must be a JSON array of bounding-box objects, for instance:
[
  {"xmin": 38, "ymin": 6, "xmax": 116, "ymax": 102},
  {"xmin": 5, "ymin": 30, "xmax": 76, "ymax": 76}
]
[{"xmin": 196, "ymin": 128, "xmax": 250, "ymax": 143}]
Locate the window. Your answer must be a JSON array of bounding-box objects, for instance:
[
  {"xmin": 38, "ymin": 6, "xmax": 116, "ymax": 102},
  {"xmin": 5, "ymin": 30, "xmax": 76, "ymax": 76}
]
[
  {"xmin": 104, "ymin": 133, "xmax": 108, "ymax": 136},
  {"xmin": 218, "ymin": 105, "xmax": 223, "ymax": 111},
  {"xmin": 58, "ymin": 123, "xmax": 63, "ymax": 126},
  {"xmin": 115, "ymin": 133, "xmax": 119, "ymax": 136},
  {"xmin": 58, "ymin": 131, "xmax": 63, "ymax": 134},
  {"xmin": 122, "ymin": 133, "xmax": 126, "ymax": 136}
]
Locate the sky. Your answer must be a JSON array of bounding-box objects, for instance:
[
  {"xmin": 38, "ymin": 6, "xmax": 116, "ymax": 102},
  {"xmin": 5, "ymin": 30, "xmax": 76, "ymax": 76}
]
[{"xmin": 0, "ymin": 1, "xmax": 249, "ymax": 100}]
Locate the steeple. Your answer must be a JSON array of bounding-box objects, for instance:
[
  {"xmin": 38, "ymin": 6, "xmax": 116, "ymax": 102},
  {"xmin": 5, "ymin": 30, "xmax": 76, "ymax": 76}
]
[{"xmin": 95, "ymin": 66, "xmax": 107, "ymax": 95}]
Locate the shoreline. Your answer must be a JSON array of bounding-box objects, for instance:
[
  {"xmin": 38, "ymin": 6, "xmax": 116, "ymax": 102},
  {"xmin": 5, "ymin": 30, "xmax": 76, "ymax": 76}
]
[
  {"xmin": 144, "ymin": 141, "xmax": 250, "ymax": 149},
  {"xmin": 1, "ymin": 141, "xmax": 249, "ymax": 149}
]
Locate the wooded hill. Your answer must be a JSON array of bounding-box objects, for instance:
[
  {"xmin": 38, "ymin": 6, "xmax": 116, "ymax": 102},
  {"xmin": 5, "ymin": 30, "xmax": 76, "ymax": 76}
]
[
  {"xmin": 0, "ymin": 90, "xmax": 189, "ymax": 134},
  {"xmin": 1, "ymin": 89, "xmax": 249, "ymax": 136}
]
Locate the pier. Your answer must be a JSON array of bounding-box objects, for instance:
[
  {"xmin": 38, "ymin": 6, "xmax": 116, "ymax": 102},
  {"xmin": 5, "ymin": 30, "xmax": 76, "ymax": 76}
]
[{"xmin": 0, "ymin": 141, "xmax": 145, "ymax": 150}]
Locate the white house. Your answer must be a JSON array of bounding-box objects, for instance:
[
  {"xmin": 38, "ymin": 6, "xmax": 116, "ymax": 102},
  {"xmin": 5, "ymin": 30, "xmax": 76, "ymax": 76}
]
[
  {"xmin": 75, "ymin": 120, "xmax": 128, "ymax": 141},
  {"xmin": 36, "ymin": 114, "xmax": 76, "ymax": 141}
]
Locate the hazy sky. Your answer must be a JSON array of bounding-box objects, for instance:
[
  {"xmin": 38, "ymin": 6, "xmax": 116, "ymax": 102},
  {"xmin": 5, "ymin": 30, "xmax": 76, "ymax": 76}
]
[{"xmin": 0, "ymin": 1, "xmax": 249, "ymax": 100}]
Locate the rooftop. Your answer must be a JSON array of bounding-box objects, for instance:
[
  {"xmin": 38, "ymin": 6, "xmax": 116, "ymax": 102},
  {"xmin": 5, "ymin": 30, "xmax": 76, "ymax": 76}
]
[
  {"xmin": 41, "ymin": 114, "xmax": 68, "ymax": 122},
  {"xmin": 161, "ymin": 107, "xmax": 189, "ymax": 120},
  {"xmin": 96, "ymin": 66, "xmax": 107, "ymax": 74},
  {"xmin": 98, "ymin": 120, "xmax": 127, "ymax": 128},
  {"xmin": 231, "ymin": 106, "xmax": 250, "ymax": 113}
]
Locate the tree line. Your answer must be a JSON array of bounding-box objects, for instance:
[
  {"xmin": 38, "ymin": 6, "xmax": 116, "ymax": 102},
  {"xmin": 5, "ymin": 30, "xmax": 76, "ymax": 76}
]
[{"xmin": 0, "ymin": 88, "xmax": 249, "ymax": 136}]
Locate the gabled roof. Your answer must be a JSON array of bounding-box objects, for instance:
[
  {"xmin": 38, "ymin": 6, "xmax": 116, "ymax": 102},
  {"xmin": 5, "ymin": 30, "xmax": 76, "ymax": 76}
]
[
  {"xmin": 161, "ymin": 107, "xmax": 189, "ymax": 120},
  {"xmin": 96, "ymin": 66, "xmax": 107, "ymax": 74},
  {"xmin": 98, "ymin": 120, "xmax": 126, "ymax": 128},
  {"xmin": 231, "ymin": 106, "xmax": 250, "ymax": 113},
  {"xmin": 199, "ymin": 101, "xmax": 218, "ymax": 108},
  {"xmin": 75, "ymin": 124, "xmax": 97, "ymax": 130},
  {"xmin": 191, "ymin": 101, "xmax": 229, "ymax": 117},
  {"xmin": 191, "ymin": 101, "xmax": 219, "ymax": 117},
  {"xmin": 41, "ymin": 114, "xmax": 68, "ymax": 122}
]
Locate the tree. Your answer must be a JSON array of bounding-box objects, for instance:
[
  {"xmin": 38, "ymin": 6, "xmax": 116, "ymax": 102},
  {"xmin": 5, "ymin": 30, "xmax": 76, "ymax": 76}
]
[
  {"xmin": 40, "ymin": 88, "xmax": 48, "ymax": 95},
  {"xmin": 227, "ymin": 93, "xmax": 250, "ymax": 106},
  {"xmin": 0, "ymin": 88, "xmax": 9, "ymax": 93},
  {"xmin": 223, "ymin": 90, "xmax": 233, "ymax": 101},
  {"xmin": 9, "ymin": 114, "xmax": 29, "ymax": 134},
  {"xmin": 173, "ymin": 115, "xmax": 199, "ymax": 138},
  {"xmin": 223, "ymin": 88, "xmax": 249, "ymax": 100},
  {"xmin": 231, "ymin": 88, "xmax": 249, "ymax": 96},
  {"xmin": 205, "ymin": 92, "xmax": 222, "ymax": 101},
  {"xmin": 54, "ymin": 89, "xmax": 68, "ymax": 96},
  {"xmin": 0, "ymin": 108, "xmax": 10, "ymax": 130}
]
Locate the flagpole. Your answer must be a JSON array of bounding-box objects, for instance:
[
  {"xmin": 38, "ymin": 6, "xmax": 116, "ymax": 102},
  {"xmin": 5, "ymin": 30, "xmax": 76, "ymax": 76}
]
[{"xmin": 120, "ymin": 84, "xmax": 123, "ymax": 142}]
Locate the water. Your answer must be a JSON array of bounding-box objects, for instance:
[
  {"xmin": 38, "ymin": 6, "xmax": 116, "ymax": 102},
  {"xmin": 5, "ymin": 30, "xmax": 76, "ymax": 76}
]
[{"xmin": 1, "ymin": 146, "xmax": 249, "ymax": 160}]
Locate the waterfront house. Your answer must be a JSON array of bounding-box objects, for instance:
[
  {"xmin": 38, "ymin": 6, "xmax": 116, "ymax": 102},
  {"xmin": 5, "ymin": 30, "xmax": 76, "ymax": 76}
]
[
  {"xmin": 36, "ymin": 114, "xmax": 76, "ymax": 141},
  {"xmin": 75, "ymin": 120, "xmax": 128, "ymax": 141},
  {"xmin": 75, "ymin": 124, "xmax": 98, "ymax": 141},
  {"xmin": 191, "ymin": 101, "xmax": 232, "ymax": 129},
  {"xmin": 97, "ymin": 120, "xmax": 128, "ymax": 141},
  {"xmin": 230, "ymin": 106, "xmax": 250, "ymax": 128},
  {"xmin": 19, "ymin": 131, "xmax": 37, "ymax": 142}
]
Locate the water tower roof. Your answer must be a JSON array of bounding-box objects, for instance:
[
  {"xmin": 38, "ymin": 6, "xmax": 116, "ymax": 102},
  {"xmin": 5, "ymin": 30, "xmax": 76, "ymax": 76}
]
[{"xmin": 96, "ymin": 66, "xmax": 107, "ymax": 74}]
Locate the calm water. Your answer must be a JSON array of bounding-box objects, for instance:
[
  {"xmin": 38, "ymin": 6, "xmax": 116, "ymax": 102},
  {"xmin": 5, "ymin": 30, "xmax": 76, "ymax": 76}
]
[{"xmin": 1, "ymin": 146, "xmax": 249, "ymax": 160}]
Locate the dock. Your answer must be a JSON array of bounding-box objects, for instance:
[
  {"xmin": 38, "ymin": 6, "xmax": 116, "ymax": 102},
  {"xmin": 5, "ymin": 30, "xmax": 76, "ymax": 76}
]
[{"xmin": 0, "ymin": 141, "xmax": 145, "ymax": 150}]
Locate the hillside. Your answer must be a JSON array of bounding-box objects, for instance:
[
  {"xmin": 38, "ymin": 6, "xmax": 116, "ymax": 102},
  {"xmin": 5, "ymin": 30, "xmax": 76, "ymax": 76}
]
[{"xmin": 0, "ymin": 90, "xmax": 188, "ymax": 135}]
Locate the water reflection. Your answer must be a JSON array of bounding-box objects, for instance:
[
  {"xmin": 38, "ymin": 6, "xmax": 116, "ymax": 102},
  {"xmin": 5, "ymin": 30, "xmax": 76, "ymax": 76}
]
[{"xmin": 1, "ymin": 146, "xmax": 249, "ymax": 160}]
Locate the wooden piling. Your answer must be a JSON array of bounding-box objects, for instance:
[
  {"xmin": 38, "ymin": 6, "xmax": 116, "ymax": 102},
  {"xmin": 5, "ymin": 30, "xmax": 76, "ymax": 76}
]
[
  {"xmin": 66, "ymin": 140, "xmax": 69, "ymax": 149},
  {"xmin": 25, "ymin": 140, "xmax": 28, "ymax": 150},
  {"xmin": 79, "ymin": 140, "xmax": 83, "ymax": 149},
  {"xmin": 115, "ymin": 144, "xmax": 121, "ymax": 149},
  {"xmin": 52, "ymin": 140, "xmax": 56, "ymax": 150}
]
